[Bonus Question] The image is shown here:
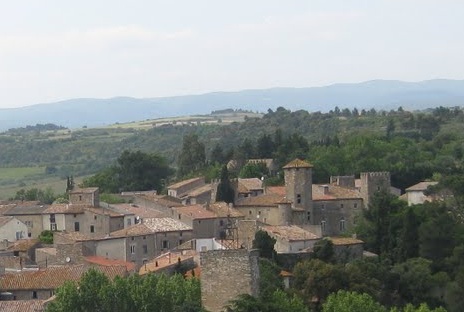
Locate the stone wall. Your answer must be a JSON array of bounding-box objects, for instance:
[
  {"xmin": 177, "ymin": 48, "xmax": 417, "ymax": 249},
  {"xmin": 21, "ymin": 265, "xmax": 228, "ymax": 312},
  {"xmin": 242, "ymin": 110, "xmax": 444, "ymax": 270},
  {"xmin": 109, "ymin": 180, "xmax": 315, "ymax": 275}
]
[{"xmin": 200, "ymin": 249, "xmax": 260, "ymax": 312}]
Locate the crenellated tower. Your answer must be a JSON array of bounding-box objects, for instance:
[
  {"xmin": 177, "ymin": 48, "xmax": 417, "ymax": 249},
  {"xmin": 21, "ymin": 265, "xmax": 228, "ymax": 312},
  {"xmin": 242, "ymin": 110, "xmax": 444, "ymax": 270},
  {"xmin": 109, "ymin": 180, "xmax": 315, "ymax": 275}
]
[
  {"xmin": 283, "ymin": 159, "xmax": 313, "ymax": 225},
  {"xmin": 359, "ymin": 172, "xmax": 391, "ymax": 208}
]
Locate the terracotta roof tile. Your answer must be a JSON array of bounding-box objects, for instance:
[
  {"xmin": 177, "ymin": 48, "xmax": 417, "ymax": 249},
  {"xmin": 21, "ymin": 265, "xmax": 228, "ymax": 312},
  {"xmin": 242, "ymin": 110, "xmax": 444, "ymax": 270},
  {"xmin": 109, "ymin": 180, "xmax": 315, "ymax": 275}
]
[
  {"xmin": 7, "ymin": 239, "xmax": 39, "ymax": 252},
  {"xmin": 168, "ymin": 177, "xmax": 204, "ymax": 190},
  {"xmin": 237, "ymin": 178, "xmax": 263, "ymax": 192},
  {"xmin": 0, "ymin": 300, "xmax": 46, "ymax": 312},
  {"xmin": 0, "ymin": 264, "xmax": 127, "ymax": 290},
  {"xmin": 70, "ymin": 187, "xmax": 99, "ymax": 194},
  {"xmin": 261, "ymin": 225, "xmax": 320, "ymax": 241},
  {"xmin": 283, "ymin": 158, "xmax": 313, "ymax": 169},
  {"xmin": 139, "ymin": 251, "xmax": 195, "ymax": 275},
  {"xmin": 266, "ymin": 186, "xmax": 286, "ymax": 196},
  {"xmin": 312, "ymin": 185, "xmax": 361, "ymax": 201},
  {"xmin": 185, "ymin": 184, "xmax": 212, "ymax": 197},
  {"xmin": 110, "ymin": 217, "xmax": 192, "ymax": 238},
  {"xmin": 85, "ymin": 207, "xmax": 126, "ymax": 217},
  {"xmin": 173, "ymin": 205, "xmax": 217, "ymax": 220},
  {"xmin": 4, "ymin": 204, "xmax": 48, "ymax": 215},
  {"xmin": 207, "ymin": 202, "xmax": 244, "ymax": 218},
  {"xmin": 109, "ymin": 203, "xmax": 166, "ymax": 219},
  {"xmin": 235, "ymin": 194, "xmax": 286, "ymax": 207},
  {"xmin": 405, "ymin": 181, "xmax": 438, "ymax": 192},
  {"xmin": 84, "ymin": 256, "xmax": 136, "ymax": 272},
  {"xmin": 42, "ymin": 204, "xmax": 87, "ymax": 214},
  {"xmin": 329, "ymin": 237, "xmax": 364, "ymax": 245}
]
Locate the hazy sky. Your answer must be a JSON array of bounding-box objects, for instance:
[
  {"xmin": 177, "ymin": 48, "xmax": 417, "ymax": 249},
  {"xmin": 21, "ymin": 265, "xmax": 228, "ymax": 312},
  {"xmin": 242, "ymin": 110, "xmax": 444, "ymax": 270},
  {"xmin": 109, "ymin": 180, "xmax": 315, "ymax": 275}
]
[{"xmin": 0, "ymin": 1, "xmax": 463, "ymax": 108}]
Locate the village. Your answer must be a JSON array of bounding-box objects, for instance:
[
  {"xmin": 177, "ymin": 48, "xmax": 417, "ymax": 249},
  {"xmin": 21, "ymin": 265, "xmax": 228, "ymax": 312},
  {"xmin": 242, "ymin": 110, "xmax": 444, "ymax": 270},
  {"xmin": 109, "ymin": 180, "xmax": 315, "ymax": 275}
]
[{"xmin": 0, "ymin": 157, "xmax": 437, "ymax": 312}]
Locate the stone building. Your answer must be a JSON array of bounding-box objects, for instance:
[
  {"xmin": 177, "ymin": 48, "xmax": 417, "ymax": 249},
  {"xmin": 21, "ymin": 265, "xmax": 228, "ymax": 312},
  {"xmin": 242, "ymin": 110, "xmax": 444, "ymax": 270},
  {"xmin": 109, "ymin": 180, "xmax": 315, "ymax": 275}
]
[
  {"xmin": 0, "ymin": 217, "xmax": 28, "ymax": 242},
  {"xmin": 3, "ymin": 203, "xmax": 47, "ymax": 238},
  {"xmin": 200, "ymin": 249, "xmax": 260, "ymax": 312},
  {"xmin": 69, "ymin": 187, "xmax": 100, "ymax": 207},
  {"xmin": 235, "ymin": 159, "xmax": 392, "ymax": 236},
  {"xmin": 404, "ymin": 181, "xmax": 439, "ymax": 206}
]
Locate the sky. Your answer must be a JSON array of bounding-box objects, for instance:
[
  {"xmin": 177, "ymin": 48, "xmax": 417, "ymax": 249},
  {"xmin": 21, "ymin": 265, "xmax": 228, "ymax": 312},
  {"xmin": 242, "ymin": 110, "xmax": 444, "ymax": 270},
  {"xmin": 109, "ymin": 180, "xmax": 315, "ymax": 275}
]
[{"xmin": 0, "ymin": 1, "xmax": 463, "ymax": 108}]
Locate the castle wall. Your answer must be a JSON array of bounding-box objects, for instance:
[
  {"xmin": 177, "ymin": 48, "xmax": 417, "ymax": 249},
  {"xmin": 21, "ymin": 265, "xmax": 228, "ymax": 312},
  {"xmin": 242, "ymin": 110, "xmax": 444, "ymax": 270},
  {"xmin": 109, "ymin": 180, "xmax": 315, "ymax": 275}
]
[
  {"xmin": 200, "ymin": 249, "xmax": 260, "ymax": 312},
  {"xmin": 360, "ymin": 172, "xmax": 391, "ymax": 208}
]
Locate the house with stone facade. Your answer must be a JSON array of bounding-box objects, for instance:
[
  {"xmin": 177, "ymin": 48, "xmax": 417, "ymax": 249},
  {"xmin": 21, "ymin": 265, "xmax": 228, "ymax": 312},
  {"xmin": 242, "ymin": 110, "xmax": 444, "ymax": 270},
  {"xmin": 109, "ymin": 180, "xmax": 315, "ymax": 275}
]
[
  {"xmin": 0, "ymin": 217, "xmax": 28, "ymax": 242},
  {"xmin": 3, "ymin": 203, "xmax": 47, "ymax": 238},
  {"xmin": 0, "ymin": 264, "xmax": 127, "ymax": 300},
  {"xmin": 234, "ymin": 159, "xmax": 393, "ymax": 236}
]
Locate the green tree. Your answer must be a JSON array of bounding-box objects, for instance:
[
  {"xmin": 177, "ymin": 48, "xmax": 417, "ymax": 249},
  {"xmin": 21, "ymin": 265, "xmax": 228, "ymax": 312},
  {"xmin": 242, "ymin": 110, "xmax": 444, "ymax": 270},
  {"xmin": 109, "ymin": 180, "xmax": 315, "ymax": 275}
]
[
  {"xmin": 178, "ymin": 134, "xmax": 206, "ymax": 177},
  {"xmin": 311, "ymin": 239, "xmax": 335, "ymax": 263},
  {"xmin": 239, "ymin": 162, "xmax": 268, "ymax": 179},
  {"xmin": 216, "ymin": 165, "xmax": 235, "ymax": 203},
  {"xmin": 323, "ymin": 290, "xmax": 387, "ymax": 312},
  {"xmin": 226, "ymin": 290, "xmax": 308, "ymax": 312},
  {"xmin": 252, "ymin": 230, "xmax": 277, "ymax": 260}
]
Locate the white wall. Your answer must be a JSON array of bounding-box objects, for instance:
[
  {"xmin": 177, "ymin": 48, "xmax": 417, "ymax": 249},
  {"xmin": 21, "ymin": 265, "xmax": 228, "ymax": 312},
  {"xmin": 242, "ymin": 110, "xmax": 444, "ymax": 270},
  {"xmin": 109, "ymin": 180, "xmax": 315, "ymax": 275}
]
[{"xmin": 0, "ymin": 218, "xmax": 28, "ymax": 242}]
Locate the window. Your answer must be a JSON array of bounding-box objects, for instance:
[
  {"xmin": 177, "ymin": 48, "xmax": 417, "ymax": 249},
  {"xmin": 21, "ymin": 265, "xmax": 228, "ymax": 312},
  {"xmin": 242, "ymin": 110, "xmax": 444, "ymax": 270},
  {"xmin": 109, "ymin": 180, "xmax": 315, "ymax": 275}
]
[
  {"xmin": 340, "ymin": 204, "xmax": 344, "ymax": 208},
  {"xmin": 90, "ymin": 225, "xmax": 95, "ymax": 233},
  {"xmin": 307, "ymin": 211, "xmax": 311, "ymax": 221},
  {"xmin": 15, "ymin": 232, "xmax": 23, "ymax": 240},
  {"xmin": 297, "ymin": 194, "xmax": 301, "ymax": 204},
  {"xmin": 74, "ymin": 222, "xmax": 80, "ymax": 232},
  {"xmin": 131, "ymin": 236, "xmax": 135, "ymax": 241},
  {"xmin": 28, "ymin": 233, "xmax": 32, "ymax": 238},
  {"xmin": 339, "ymin": 218, "xmax": 346, "ymax": 232},
  {"xmin": 198, "ymin": 220, "xmax": 201, "ymax": 224},
  {"xmin": 321, "ymin": 204, "xmax": 325, "ymax": 210},
  {"xmin": 143, "ymin": 244, "xmax": 148, "ymax": 254},
  {"xmin": 162, "ymin": 240, "xmax": 169, "ymax": 249},
  {"xmin": 32, "ymin": 291, "xmax": 37, "ymax": 299},
  {"xmin": 249, "ymin": 210, "xmax": 252, "ymax": 215},
  {"xmin": 219, "ymin": 220, "xmax": 224, "ymax": 226},
  {"xmin": 51, "ymin": 224, "xmax": 57, "ymax": 231},
  {"xmin": 179, "ymin": 239, "xmax": 183, "ymax": 245},
  {"xmin": 73, "ymin": 214, "xmax": 77, "ymax": 218},
  {"xmin": 354, "ymin": 203, "xmax": 358, "ymax": 208},
  {"xmin": 79, "ymin": 195, "xmax": 82, "ymax": 201},
  {"xmin": 321, "ymin": 219, "xmax": 326, "ymax": 232},
  {"xmin": 94, "ymin": 215, "xmax": 97, "ymax": 220},
  {"xmin": 179, "ymin": 231, "xmax": 183, "ymax": 237},
  {"xmin": 127, "ymin": 218, "xmax": 131, "ymax": 226},
  {"xmin": 178, "ymin": 214, "xmax": 181, "ymax": 220},
  {"xmin": 130, "ymin": 244, "xmax": 136, "ymax": 254},
  {"xmin": 50, "ymin": 214, "xmax": 56, "ymax": 223},
  {"xmin": 25, "ymin": 221, "xmax": 33, "ymax": 228},
  {"xmin": 143, "ymin": 236, "xmax": 146, "ymax": 240}
]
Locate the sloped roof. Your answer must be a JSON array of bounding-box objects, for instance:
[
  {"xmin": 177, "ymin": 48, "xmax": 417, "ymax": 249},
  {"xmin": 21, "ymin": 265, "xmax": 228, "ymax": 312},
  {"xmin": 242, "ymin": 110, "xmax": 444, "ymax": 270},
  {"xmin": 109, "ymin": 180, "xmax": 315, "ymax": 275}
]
[
  {"xmin": 7, "ymin": 239, "xmax": 39, "ymax": 252},
  {"xmin": 0, "ymin": 264, "xmax": 127, "ymax": 290},
  {"xmin": 312, "ymin": 185, "xmax": 362, "ymax": 201},
  {"xmin": 139, "ymin": 251, "xmax": 195, "ymax": 275},
  {"xmin": 109, "ymin": 203, "xmax": 166, "ymax": 219},
  {"xmin": 329, "ymin": 237, "xmax": 364, "ymax": 245},
  {"xmin": 266, "ymin": 186, "xmax": 286, "ymax": 196},
  {"xmin": 110, "ymin": 217, "xmax": 192, "ymax": 238},
  {"xmin": 235, "ymin": 193, "xmax": 286, "ymax": 207},
  {"xmin": 207, "ymin": 202, "xmax": 244, "ymax": 218},
  {"xmin": 237, "ymin": 178, "xmax": 263, "ymax": 192},
  {"xmin": 0, "ymin": 300, "xmax": 46, "ymax": 312},
  {"xmin": 42, "ymin": 204, "xmax": 87, "ymax": 214},
  {"xmin": 405, "ymin": 181, "xmax": 438, "ymax": 192},
  {"xmin": 283, "ymin": 158, "xmax": 313, "ymax": 169},
  {"xmin": 85, "ymin": 207, "xmax": 126, "ymax": 217},
  {"xmin": 173, "ymin": 205, "xmax": 217, "ymax": 220},
  {"xmin": 4, "ymin": 204, "xmax": 48, "ymax": 215},
  {"xmin": 262, "ymin": 225, "xmax": 320, "ymax": 241},
  {"xmin": 168, "ymin": 177, "xmax": 204, "ymax": 190},
  {"xmin": 184, "ymin": 184, "xmax": 212, "ymax": 197},
  {"xmin": 84, "ymin": 256, "xmax": 136, "ymax": 272},
  {"xmin": 70, "ymin": 187, "xmax": 99, "ymax": 194}
]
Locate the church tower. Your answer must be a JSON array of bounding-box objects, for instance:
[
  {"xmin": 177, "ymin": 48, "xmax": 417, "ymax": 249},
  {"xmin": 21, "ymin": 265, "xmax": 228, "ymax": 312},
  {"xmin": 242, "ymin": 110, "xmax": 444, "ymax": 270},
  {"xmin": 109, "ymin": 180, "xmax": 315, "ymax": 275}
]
[{"xmin": 283, "ymin": 159, "xmax": 313, "ymax": 224}]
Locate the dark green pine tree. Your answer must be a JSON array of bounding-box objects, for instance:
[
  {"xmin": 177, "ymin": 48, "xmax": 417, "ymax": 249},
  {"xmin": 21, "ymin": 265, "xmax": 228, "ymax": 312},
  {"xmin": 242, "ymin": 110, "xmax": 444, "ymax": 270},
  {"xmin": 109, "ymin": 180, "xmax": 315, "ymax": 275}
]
[{"xmin": 216, "ymin": 165, "xmax": 235, "ymax": 204}]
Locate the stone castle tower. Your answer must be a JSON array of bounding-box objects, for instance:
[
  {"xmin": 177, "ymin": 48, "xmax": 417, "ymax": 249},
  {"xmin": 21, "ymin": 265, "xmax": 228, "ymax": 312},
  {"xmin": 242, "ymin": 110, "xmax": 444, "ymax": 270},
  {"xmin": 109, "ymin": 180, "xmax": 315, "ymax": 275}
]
[
  {"xmin": 283, "ymin": 159, "xmax": 313, "ymax": 225},
  {"xmin": 200, "ymin": 249, "xmax": 260, "ymax": 312},
  {"xmin": 359, "ymin": 172, "xmax": 391, "ymax": 208}
]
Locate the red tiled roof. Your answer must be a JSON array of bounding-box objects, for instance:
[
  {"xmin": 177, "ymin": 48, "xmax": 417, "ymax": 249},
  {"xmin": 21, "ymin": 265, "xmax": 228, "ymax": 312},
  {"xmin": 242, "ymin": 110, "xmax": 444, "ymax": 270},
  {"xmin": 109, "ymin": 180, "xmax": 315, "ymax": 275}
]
[
  {"xmin": 235, "ymin": 193, "xmax": 286, "ymax": 207},
  {"xmin": 329, "ymin": 237, "xmax": 364, "ymax": 245},
  {"xmin": 139, "ymin": 251, "xmax": 195, "ymax": 275},
  {"xmin": 283, "ymin": 158, "xmax": 313, "ymax": 169},
  {"xmin": 312, "ymin": 185, "xmax": 361, "ymax": 201},
  {"xmin": 237, "ymin": 178, "xmax": 263, "ymax": 192},
  {"xmin": 261, "ymin": 225, "xmax": 320, "ymax": 241},
  {"xmin": 405, "ymin": 181, "xmax": 438, "ymax": 192},
  {"xmin": 109, "ymin": 203, "xmax": 166, "ymax": 219},
  {"xmin": 173, "ymin": 205, "xmax": 217, "ymax": 220},
  {"xmin": 266, "ymin": 186, "xmax": 286, "ymax": 196},
  {"xmin": 168, "ymin": 177, "xmax": 204, "ymax": 190},
  {"xmin": 42, "ymin": 204, "xmax": 87, "ymax": 214},
  {"xmin": 0, "ymin": 300, "xmax": 46, "ymax": 312},
  {"xmin": 0, "ymin": 264, "xmax": 127, "ymax": 290},
  {"xmin": 207, "ymin": 202, "xmax": 244, "ymax": 218},
  {"xmin": 84, "ymin": 256, "xmax": 136, "ymax": 272},
  {"xmin": 70, "ymin": 187, "xmax": 99, "ymax": 194}
]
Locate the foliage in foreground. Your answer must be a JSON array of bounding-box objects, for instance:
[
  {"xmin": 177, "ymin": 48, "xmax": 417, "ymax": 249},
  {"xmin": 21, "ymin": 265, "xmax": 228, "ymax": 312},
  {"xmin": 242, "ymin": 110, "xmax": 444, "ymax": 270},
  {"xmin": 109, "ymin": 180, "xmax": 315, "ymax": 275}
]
[{"xmin": 46, "ymin": 269, "xmax": 203, "ymax": 312}]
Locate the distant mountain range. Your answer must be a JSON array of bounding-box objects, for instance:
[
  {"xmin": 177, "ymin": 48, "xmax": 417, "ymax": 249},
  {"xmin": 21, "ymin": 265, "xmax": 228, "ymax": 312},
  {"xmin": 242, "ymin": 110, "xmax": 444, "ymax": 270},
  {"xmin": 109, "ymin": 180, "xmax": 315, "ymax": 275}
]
[{"xmin": 1, "ymin": 79, "xmax": 464, "ymax": 131}]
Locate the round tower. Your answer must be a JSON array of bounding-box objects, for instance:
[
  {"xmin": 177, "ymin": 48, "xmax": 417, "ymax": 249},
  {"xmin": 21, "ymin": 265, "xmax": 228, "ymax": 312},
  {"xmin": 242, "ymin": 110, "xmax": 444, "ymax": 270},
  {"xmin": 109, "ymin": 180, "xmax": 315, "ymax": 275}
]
[{"xmin": 283, "ymin": 159, "xmax": 313, "ymax": 224}]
